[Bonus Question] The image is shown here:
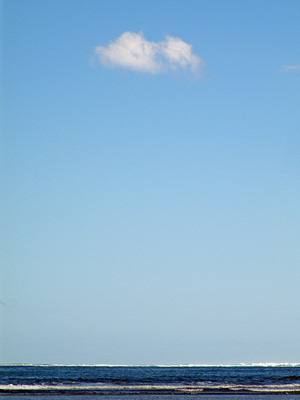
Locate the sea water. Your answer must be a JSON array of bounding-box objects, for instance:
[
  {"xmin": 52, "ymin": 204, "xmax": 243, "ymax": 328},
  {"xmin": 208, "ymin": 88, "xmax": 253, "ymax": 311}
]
[{"xmin": 1, "ymin": 364, "xmax": 300, "ymax": 399}]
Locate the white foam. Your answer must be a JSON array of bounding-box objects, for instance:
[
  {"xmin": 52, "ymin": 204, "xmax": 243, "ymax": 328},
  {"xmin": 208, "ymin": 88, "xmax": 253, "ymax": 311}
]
[
  {"xmin": 1, "ymin": 383, "xmax": 300, "ymax": 393},
  {"xmin": 246, "ymin": 362, "xmax": 300, "ymax": 367},
  {"xmin": 1, "ymin": 362, "xmax": 300, "ymax": 367}
]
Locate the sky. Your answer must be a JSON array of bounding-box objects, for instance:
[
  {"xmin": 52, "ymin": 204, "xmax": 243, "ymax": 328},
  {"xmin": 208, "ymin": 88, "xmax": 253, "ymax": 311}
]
[{"xmin": 1, "ymin": 0, "xmax": 300, "ymax": 365}]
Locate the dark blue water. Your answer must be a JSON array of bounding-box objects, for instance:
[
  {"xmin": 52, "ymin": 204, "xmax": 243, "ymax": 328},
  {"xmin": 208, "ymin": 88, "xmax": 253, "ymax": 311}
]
[{"xmin": 1, "ymin": 364, "xmax": 300, "ymax": 398}]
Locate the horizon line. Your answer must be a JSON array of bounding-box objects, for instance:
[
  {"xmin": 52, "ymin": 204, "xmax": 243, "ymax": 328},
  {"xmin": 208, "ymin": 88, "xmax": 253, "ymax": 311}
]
[{"xmin": 2, "ymin": 362, "xmax": 300, "ymax": 367}]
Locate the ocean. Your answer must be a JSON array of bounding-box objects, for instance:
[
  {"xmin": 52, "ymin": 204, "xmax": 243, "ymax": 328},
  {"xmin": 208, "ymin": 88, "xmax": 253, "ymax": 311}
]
[{"xmin": 1, "ymin": 364, "xmax": 300, "ymax": 399}]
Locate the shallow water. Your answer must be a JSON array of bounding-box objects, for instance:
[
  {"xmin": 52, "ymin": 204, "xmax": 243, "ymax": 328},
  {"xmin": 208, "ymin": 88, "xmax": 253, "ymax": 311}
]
[{"xmin": 2, "ymin": 395, "xmax": 300, "ymax": 400}]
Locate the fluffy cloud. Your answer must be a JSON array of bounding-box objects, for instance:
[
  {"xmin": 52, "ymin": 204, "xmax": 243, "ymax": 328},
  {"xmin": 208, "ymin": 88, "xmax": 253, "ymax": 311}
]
[
  {"xmin": 95, "ymin": 32, "xmax": 204, "ymax": 75},
  {"xmin": 282, "ymin": 64, "xmax": 300, "ymax": 72}
]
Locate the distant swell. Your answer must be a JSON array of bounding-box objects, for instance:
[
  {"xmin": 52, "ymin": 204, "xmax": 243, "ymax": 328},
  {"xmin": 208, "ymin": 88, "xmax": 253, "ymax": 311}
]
[{"xmin": 1, "ymin": 364, "xmax": 300, "ymax": 396}]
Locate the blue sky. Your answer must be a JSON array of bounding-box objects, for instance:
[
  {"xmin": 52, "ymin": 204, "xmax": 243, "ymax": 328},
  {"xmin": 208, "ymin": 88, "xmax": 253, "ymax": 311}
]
[{"xmin": 1, "ymin": 0, "xmax": 300, "ymax": 364}]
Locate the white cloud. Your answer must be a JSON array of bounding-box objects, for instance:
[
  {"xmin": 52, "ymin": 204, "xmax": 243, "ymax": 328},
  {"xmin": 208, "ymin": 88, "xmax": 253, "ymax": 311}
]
[
  {"xmin": 95, "ymin": 32, "xmax": 204, "ymax": 75},
  {"xmin": 282, "ymin": 64, "xmax": 300, "ymax": 72}
]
